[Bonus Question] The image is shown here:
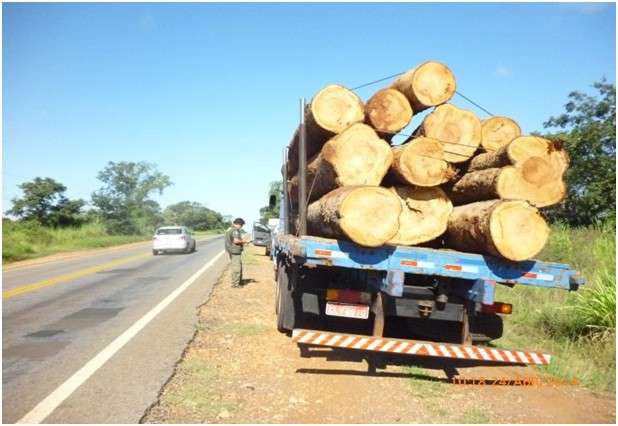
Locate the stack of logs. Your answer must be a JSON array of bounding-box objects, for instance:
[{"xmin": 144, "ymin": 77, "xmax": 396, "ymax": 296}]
[{"xmin": 285, "ymin": 61, "xmax": 569, "ymax": 262}]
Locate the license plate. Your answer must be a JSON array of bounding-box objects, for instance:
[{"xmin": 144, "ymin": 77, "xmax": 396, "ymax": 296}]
[{"xmin": 325, "ymin": 302, "xmax": 370, "ymax": 319}]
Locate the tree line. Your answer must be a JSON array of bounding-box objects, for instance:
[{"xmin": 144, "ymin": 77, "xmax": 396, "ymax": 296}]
[
  {"xmin": 6, "ymin": 161, "xmax": 230, "ymax": 235},
  {"xmin": 260, "ymin": 80, "xmax": 616, "ymax": 227}
]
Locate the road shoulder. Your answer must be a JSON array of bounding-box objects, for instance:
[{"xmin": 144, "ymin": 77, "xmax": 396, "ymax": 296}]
[{"xmin": 143, "ymin": 245, "xmax": 615, "ymax": 424}]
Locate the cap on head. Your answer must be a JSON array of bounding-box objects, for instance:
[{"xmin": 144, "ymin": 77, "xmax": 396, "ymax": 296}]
[{"xmin": 233, "ymin": 218, "xmax": 245, "ymax": 225}]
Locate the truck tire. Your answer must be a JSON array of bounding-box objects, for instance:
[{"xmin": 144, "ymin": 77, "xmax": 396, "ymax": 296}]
[
  {"xmin": 276, "ymin": 265, "xmax": 296, "ymax": 333},
  {"xmin": 471, "ymin": 313, "xmax": 504, "ymax": 343}
]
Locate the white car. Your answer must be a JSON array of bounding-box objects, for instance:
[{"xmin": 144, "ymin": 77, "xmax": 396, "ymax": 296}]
[{"xmin": 152, "ymin": 226, "xmax": 196, "ymax": 255}]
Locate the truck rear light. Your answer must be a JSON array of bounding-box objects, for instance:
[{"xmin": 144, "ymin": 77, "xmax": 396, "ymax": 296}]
[
  {"xmin": 180, "ymin": 235, "xmax": 186, "ymax": 240},
  {"xmin": 481, "ymin": 302, "xmax": 513, "ymax": 315},
  {"xmin": 326, "ymin": 289, "xmax": 371, "ymax": 304}
]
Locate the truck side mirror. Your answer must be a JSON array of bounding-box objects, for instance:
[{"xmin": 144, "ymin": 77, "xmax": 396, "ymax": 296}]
[{"xmin": 269, "ymin": 194, "xmax": 276, "ymax": 209}]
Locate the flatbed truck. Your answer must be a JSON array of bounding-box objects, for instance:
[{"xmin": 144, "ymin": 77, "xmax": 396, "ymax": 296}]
[{"xmin": 270, "ymin": 99, "xmax": 585, "ymax": 367}]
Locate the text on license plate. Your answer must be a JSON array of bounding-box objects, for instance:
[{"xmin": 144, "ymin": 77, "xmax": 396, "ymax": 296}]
[{"xmin": 325, "ymin": 302, "xmax": 370, "ymax": 319}]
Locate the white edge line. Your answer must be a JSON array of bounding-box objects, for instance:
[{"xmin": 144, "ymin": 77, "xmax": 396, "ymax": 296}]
[{"xmin": 17, "ymin": 250, "xmax": 227, "ymax": 424}]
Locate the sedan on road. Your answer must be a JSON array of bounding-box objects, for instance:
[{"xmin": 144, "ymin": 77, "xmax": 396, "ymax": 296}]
[{"xmin": 153, "ymin": 226, "xmax": 196, "ymax": 255}]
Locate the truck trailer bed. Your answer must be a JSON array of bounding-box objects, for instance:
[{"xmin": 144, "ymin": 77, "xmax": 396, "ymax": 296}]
[{"xmin": 275, "ymin": 235, "xmax": 585, "ymax": 291}]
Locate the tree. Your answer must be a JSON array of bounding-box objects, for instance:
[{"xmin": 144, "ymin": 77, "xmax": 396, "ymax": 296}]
[
  {"xmin": 8, "ymin": 177, "xmax": 85, "ymax": 227},
  {"xmin": 259, "ymin": 180, "xmax": 282, "ymax": 224},
  {"xmin": 543, "ymin": 79, "xmax": 616, "ymax": 226},
  {"xmin": 91, "ymin": 161, "xmax": 172, "ymax": 234},
  {"xmin": 163, "ymin": 201, "xmax": 226, "ymax": 231}
]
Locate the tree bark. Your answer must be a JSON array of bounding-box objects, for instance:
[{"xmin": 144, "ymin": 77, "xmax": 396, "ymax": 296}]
[
  {"xmin": 287, "ymin": 85, "xmax": 365, "ymax": 176},
  {"xmin": 391, "ymin": 61, "xmax": 456, "ymax": 112},
  {"xmin": 365, "ymin": 88, "xmax": 413, "ymax": 141},
  {"xmin": 481, "ymin": 116, "xmax": 521, "ymax": 151},
  {"xmin": 469, "ymin": 136, "xmax": 570, "ymax": 176},
  {"xmin": 386, "ymin": 137, "xmax": 452, "ymax": 187},
  {"xmin": 445, "ymin": 199, "xmax": 549, "ymax": 261},
  {"xmin": 307, "ymin": 186, "xmax": 401, "ymax": 247},
  {"xmin": 289, "ymin": 124, "xmax": 392, "ymax": 203},
  {"xmin": 447, "ymin": 157, "xmax": 566, "ymax": 208},
  {"xmin": 387, "ymin": 186, "xmax": 453, "ymax": 246},
  {"xmin": 417, "ymin": 104, "xmax": 482, "ymax": 163}
]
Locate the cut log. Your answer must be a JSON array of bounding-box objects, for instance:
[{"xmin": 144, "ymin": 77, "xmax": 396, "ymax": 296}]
[
  {"xmin": 307, "ymin": 186, "xmax": 401, "ymax": 247},
  {"xmin": 387, "ymin": 137, "xmax": 452, "ymax": 187},
  {"xmin": 287, "ymin": 85, "xmax": 365, "ymax": 175},
  {"xmin": 391, "ymin": 61, "xmax": 456, "ymax": 112},
  {"xmin": 417, "ymin": 104, "xmax": 482, "ymax": 163},
  {"xmin": 365, "ymin": 88, "xmax": 413, "ymax": 140},
  {"xmin": 388, "ymin": 186, "xmax": 453, "ymax": 246},
  {"xmin": 446, "ymin": 199, "xmax": 549, "ymax": 261},
  {"xmin": 469, "ymin": 136, "xmax": 570, "ymax": 175},
  {"xmin": 289, "ymin": 124, "xmax": 392, "ymax": 203},
  {"xmin": 447, "ymin": 157, "xmax": 566, "ymax": 208},
  {"xmin": 481, "ymin": 116, "xmax": 521, "ymax": 151}
]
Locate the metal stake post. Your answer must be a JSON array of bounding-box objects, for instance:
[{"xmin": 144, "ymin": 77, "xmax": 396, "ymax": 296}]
[{"xmin": 298, "ymin": 98, "xmax": 307, "ymax": 235}]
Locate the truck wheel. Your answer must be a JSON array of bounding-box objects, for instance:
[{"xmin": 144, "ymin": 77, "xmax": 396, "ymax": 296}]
[
  {"xmin": 276, "ymin": 265, "xmax": 296, "ymax": 334},
  {"xmin": 471, "ymin": 313, "xmax": 503, "ymax": 343}
]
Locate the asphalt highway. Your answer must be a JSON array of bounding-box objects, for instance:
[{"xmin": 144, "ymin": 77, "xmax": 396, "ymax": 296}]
[{"xmin": 2, "ymin": 236, "xmax": 228, "ymax": 423}]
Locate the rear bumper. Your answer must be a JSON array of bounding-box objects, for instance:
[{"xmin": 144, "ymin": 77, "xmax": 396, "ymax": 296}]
[
  {"xmin": 292, "ymin": 329, "xmax": 551, "ymax": 365},
  {"xmin": 153, "ymin": 242, "xmax": 188, "ymax": 251},
  {"xmin": 252, "ymin": 239, "xmax": 271, "ymax": 247}
]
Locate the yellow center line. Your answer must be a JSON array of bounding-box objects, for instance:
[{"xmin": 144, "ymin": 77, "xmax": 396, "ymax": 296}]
[{"xmin": 3, "ymin": 252, "xmax": 152, "ymax": 300}]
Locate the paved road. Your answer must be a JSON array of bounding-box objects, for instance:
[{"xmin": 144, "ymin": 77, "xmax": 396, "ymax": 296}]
[{"xmin": 2, "ymin": 236, "xmax": 228, "ymax": 423}]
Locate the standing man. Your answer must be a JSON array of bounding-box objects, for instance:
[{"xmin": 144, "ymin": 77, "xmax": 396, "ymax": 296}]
[{"xmin": 225, "ymin": 218, "xmax": 250, "ymax": 288}]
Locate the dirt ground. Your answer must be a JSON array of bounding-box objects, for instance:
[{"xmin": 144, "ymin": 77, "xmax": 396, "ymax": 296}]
[{"xmin": 142, "ymin": 245, "xmax": 615, "ymax": 424}]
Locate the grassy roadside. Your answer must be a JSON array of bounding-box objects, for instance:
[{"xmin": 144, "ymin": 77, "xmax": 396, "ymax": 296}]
[
  {"xmin": 2, "ymin": 221, "xmax": 148, "ymax": 263},
  {"xmin": 2, "ymin": 222, "xmax": 225, "ymax": 264},
  {"xmin": 495, "ymin": 223, "xmax": 616, "ymax": 393}
]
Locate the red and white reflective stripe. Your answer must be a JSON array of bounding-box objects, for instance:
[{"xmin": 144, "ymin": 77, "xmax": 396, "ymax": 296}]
[
  {"xmin": 400, "ymin": 259, "xmax": 435, "ymax": 269},
  {"xmin": 524, "ymin": 272, "xmax": 554, "ymax": 281},
  {"xmin": 314, "ymin": 249, "xmax": 347, "ymax": 259},
  {"xmin": 291, "ymin": 329, "xmax": 551, "ymax": 365},
  {"xmin": 444, "ymin": 264, "xmax": 479, "ymax": 273}
]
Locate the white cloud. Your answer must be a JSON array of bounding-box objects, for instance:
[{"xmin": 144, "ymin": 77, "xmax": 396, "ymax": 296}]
[
  {"xmin": 559, "ymin": 3, "xmax": 608, "ymax": 15},
  {"xmin": 577, "ymin": 3, "xmax": 607, "ymax": 15},
  {"xmin": 494, "ymin": 65, "xmax": 511, "ymax": 78}
]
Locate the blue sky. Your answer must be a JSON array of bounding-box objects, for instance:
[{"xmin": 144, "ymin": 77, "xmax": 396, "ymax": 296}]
[{"xmin": 3, "ymin": 2, "xmax": 616, "ymax": 226}]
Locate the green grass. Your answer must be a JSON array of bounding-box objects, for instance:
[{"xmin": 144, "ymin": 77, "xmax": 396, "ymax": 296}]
[
  {"xmin": 495, "ymin": 222, "xmax": 616, "ymax": 393},
  {"xmin": 2, "ymin": 221, "xmax": 148, "ymax": 263},
  {"xmin": 162, "ymin": 357, "xmax": 238, "ymax": 417},
  {"xmin": 461, "ymin": 407, "xmax": 491, "ymax": 424}
]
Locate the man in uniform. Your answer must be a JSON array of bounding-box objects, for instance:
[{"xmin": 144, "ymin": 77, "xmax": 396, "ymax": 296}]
[{"xmin": 225, "ymin": 218, "xmax": 250, "ymax": 288}]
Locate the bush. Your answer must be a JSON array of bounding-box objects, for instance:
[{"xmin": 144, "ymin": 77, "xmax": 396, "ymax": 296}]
[
  {"xmin": 2, "ymin": 219, "xmax": 147, "ymax": 263},
  {"xmin": 495, "ymin": 221, "xmax": 616, "ymax": 391}
]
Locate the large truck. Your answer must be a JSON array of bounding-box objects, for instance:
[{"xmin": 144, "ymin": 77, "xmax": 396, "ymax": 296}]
[{"xmin": 270, "ymin": 100, "xmax": 585, "ymax": 369}]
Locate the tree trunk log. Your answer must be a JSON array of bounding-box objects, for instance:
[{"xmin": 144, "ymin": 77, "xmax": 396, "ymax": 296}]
[
  {"xmin": 469, "ymin": 136, "xmax": 570, "ymax": 176},
  {"xmin": 287, "ymin": 85, "xmax": 365, "ymax": 176},
  {"xmin": 289, "ymin": 124, "xmax": 392, "ymax": 203},
  {"xmin": 365, "ymin": 88, "xmax": 413, "ymax": 141},
  {"xmin": 387, "ymin": 186, "xmax": 453, "ymax": 246},
  {"xmin": 391, "ymin": 61, "xmax": 456, "ymax": 112},
  {"xmin": 307, "ymin": 186, "xmax": 401, "ymax": 247},
  {"xmin": 445, "ymin": 199, "xmax": 549, "ymax": 261},
  {"xmin": 447, "ymin": 157, "xmax": 566, "ymax": 208},
  {"xmin": 417, "ymin": 104, "xmax": 482, "ymax": 163},
  {"xmin": 481, "ymin": 116, "xmax": 521, "ymax": 151},
  {"xmin": 386, "ymin": 137, "xmax": 452, "ymax": 186}
]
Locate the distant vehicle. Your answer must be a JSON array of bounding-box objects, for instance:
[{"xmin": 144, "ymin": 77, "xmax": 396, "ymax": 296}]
[
  {"xmin": 153, "ymin": 226, "xmax": 196, "ymax": 255},
  {"xmin": 252, "ymin": 222, "xmax": 272, "ymax": 256},
  {"xmin": 267, "ymin": 218, "xmax": 280, "ymax": 233}
]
